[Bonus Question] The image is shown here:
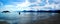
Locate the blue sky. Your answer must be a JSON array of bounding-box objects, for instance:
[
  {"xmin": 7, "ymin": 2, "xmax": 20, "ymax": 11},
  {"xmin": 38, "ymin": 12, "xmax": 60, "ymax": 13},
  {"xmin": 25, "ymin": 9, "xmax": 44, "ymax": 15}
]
[
  {"xmin": 0, "ymin": 0, "xmax": 25, "ymax": 5},
  {"xmin": 0, "ymin": 0, "xmax": 54, "ymax": 4},
  {"xmin": 0, "ymin": 0, "xmax": 60, "ymax": 11},
  {"xmin": 0, "ymin": 0, "xmax": 60, "ymax": 6}
]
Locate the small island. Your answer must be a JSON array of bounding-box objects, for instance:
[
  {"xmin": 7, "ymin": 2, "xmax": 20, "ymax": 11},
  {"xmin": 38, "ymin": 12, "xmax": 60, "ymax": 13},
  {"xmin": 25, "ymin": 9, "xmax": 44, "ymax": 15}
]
[{"xmin": 2, "ymin": 11, "xmax": 10, "ymax": 13}]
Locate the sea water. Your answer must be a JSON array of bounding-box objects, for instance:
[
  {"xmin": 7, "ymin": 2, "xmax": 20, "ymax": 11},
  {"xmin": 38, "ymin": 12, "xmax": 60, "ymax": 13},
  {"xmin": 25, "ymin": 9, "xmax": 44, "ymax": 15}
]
[{"xmin": 0, "ymin": 12, "xmax": 58, "ymax": 24}]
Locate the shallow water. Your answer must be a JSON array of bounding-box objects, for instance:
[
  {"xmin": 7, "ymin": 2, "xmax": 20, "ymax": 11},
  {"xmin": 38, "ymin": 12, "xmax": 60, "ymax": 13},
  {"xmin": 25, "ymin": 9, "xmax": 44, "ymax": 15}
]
[{"xmin": 0, "ymin": 12, "xmax": 59, "ymax": 24}]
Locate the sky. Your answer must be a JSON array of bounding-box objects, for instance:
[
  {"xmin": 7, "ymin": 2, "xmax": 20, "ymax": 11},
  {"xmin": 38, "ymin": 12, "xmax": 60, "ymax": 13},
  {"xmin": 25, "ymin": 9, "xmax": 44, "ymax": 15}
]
[{"xmin": 0, "ymin": 0, "xmax": 60, "ymax": 11}]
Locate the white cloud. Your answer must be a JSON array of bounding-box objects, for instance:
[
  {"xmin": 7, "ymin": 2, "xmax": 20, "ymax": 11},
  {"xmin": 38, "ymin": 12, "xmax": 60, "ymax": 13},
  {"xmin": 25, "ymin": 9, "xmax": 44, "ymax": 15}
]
[
  {"xmin": 54, "ymin": 0, "xmax": 60, "ymax": 2},
  {"xmin": 0, "ymin": 0, "xmax": 60, "ymax": 11}
]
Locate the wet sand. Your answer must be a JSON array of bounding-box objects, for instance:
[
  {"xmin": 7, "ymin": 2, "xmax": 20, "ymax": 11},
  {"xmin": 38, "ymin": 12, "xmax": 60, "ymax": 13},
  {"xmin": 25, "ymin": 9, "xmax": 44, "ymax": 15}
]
[{"xmin": 0, "ymin": 12, "xmax": 60, "ymax": 24}]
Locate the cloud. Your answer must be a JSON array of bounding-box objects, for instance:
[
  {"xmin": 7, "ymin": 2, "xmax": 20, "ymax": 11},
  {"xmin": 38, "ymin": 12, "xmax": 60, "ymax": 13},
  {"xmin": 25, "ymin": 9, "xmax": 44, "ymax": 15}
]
[{"xmin": 0, "ymin": 0, "xmax": 60, "ymax": 11}]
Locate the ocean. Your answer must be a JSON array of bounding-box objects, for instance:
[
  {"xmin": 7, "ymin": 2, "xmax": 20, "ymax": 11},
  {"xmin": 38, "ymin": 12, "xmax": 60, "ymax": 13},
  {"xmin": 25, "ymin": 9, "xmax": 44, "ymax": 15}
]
[{"xmin": 0, "ymin": 12, "xmax": 59, "ymax": 24}]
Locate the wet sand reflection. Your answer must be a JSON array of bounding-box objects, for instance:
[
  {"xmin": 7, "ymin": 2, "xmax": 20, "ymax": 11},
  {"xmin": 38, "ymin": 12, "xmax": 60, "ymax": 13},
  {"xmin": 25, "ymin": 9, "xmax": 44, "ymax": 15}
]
[{"xmin": 0, "ymin": 12, "xmax": 60, "ymax": 24}]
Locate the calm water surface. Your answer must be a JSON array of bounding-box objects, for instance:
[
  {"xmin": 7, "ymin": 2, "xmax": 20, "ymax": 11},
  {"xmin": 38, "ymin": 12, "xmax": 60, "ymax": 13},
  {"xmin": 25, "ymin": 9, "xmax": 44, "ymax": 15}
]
[{"xmin": 0, "ymin": 12, "xmax": 59, "ymax": 24}]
